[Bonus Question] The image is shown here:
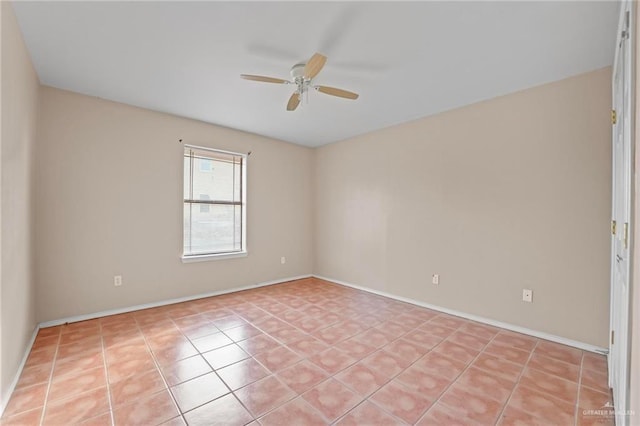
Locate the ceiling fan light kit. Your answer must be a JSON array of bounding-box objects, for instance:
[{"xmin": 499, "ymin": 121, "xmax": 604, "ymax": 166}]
[{"xmin": 240, "ymin": 52, "xmax": 359, "ymax": 111}]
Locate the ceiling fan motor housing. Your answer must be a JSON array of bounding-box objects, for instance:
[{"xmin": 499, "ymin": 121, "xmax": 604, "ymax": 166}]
[
  {"xmin": 291, "ymin": 63, "xmax": 310, "ymax": 96},
  {"xmin": 290, "ymin": 63, "xmax": 306, "ymax": 81}
]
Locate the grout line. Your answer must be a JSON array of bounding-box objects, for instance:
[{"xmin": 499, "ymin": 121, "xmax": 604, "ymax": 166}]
[
  {"xmin": 331, "ymin": 398, "xmax": 408, "ymax": 426},
  {"xmin": 230, "ymin": 286, "xmax": 407, "ymax": 424},
  {"xmin": 239, "ymin": 304, "xmax": 319, "ymax": 418},
  {"xmin": 290, "ymin": 396, "xmax": 333, "ymax": 426},
  {"xmin": 37, "ymin": 330, "xmax": 62, "ymax": 426},
  {"xmin": 286, "ymin": 283, "xmax": 442, "ymax": 422},
  {"xmin": 135, "ymin": 316, "xmax": 188, "ymax": 425},
  {"xmin": 168, "ymin": 297, "xmax": 301, "ymax": 421},
  {"xmin": 334, "ymin": 315, "xmax": 484, "ymax": 424},
  {"xmin": 574, "ymin": 353, "xmax": 585, "ymax": 426},
  {"xmin": 246, "ymin": 375, "xmax": 302, "ymax": 423},
  {"xmin": 97, "ymin": 321, "xmax": 116, "ymax": 426},
  {"xmin": 423, "ymin": 328, "xmax": 502, "ymax": 421},
  {"xmin": 515, "ymin": 348, "xmax": 595, "ymax": 420},
  {"xmin": 185, "ymin": 302, "xmax": 270, "ymax": 423},
  {"xmin": 493, "ymin": 339, "xmax": 540, "ymax": 425},
  {"xmin": 244, "ymin": 296, "xmax": 373, "ymax": 421}
]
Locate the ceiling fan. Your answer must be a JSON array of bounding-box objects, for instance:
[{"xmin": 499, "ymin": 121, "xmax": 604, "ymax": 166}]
[{"xmin": 241, "ymin": 53, "xmax": 359, "ymax": 111}]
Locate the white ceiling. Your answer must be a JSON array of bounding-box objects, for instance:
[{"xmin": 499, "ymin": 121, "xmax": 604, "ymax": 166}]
[{"xmin": 13, "ymin": 1, "xmax": 619, "ymax": 147}]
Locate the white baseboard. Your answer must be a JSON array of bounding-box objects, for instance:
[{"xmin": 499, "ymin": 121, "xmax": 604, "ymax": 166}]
[
  {"xmin": 0, "ymin": 325, "xmax": 39, "ymax": 417},
  {"xmin": 39, "ymin": 274, "xmax": 312, "ymax": 328},
  {"xmin": 313, "ymin": 274, "xmax": 608, "ymax": 355}
]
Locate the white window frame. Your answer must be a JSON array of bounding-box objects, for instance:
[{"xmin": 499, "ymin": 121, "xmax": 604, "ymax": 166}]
[{"xmin": 181, "ymin": 145, "xmax": 247, "ymax": 263}]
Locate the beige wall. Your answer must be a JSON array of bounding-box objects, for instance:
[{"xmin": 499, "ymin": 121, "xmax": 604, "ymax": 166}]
[
  {"xmin": 0, "ymin": 1, "xmax": 39, "ymax": 408},
  {"xmin": 35, "ymin": 87, "xmax": 313, "ymax": 322},
  {"xmin": 314, "ymin": 67, "xmax": 612, "ymax": 347}
]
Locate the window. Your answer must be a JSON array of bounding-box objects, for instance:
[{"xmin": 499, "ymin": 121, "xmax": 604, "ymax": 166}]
[
  {"xmin": 199, "ymin": 158, "xmax": 213, "ymax": 172},
  {"xmin": 199, "ymin": 194, "xmax": 210, "ymax": 213},
  {"xmin": 183, "ymin": 146, "xmax": 246, "ymax": 259}
]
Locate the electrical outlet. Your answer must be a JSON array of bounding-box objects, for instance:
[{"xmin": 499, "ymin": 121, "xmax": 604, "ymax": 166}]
[
  {"xmin": 522, "ymin": 289, "xmax": 533, "ymax": 302},
  {"xmin": 281, "ymin": 256, "xmax": 286, "ymax": 264},
  {"xmin": 432, "ymin": 274, "xmax": 439, "ymax": 285},
  {"xmin": 114, "ymin": 275, "xmax": 122, "ymax": 287}
]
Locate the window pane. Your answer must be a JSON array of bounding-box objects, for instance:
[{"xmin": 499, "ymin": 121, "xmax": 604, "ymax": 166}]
[
  {"xmin": 234, "ymin": 158, "xmax": 242, "ymax": 201},
  {"xmin": 184, "ymin": 202, "xmax": 192, "ymax": 253},
  {"xmin": 209, "ymin": 159, "xmax": 237, "ymax": 201},
  {"xmin": 184, "ymin": 155, "xmax": 191, "ymax": 199},
  {"xmin": 191, "ymin": 157, "xmax": 215, "ymax": 201},
  {"xmin": 186, "ymin": 157, "xmax": 239, "ymax": 202},
  {"xmin": 234, "ymin": 204, "xmax": 242, "ymax": 246},
  {"xmin": 199, "ymin": 158, "xmax": 213, "ymax": 172},
  {"xmin": 183, "ymin": 203, "xmax": 242, "ymax": 255},
  {"xmin": 199, "ymin": 194, "xmax": 210, "ymax": 213}
]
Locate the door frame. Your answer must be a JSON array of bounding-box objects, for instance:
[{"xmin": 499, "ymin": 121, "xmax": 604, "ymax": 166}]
[{"xmin": 609, "ymin": 2, "xmax": 634, "ymax": 425}]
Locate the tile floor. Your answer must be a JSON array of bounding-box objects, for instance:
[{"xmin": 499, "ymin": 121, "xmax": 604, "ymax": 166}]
[{"xmin": 1, "ymin": 278, "xmax": 613, "ymax": 426}]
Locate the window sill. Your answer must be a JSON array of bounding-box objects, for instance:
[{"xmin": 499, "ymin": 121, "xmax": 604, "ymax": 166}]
[{"xmin": 181, "ymin": 251, "xmax": 248, "ymax": 263}]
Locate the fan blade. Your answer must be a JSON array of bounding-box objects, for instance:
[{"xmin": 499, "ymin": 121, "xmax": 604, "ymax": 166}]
[
  {"xmin": 240, "ymin": 74, "xmax": 289, "ymax": 84},
  {"xmin": 287, "ymin": 92, "xmax": 300, "ymax": 111},
  {"xmin": 304, "ymin": 53, "xmax": 327, "ymax": 80},
  {"xmin": 315, "ymin": 86, "xmax": 359, "ymax": 100}
]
